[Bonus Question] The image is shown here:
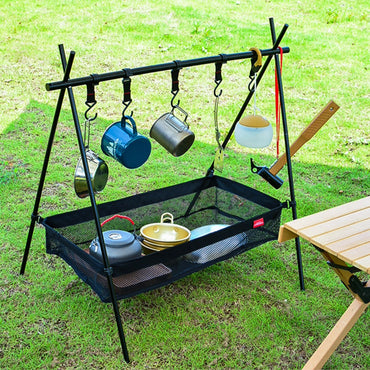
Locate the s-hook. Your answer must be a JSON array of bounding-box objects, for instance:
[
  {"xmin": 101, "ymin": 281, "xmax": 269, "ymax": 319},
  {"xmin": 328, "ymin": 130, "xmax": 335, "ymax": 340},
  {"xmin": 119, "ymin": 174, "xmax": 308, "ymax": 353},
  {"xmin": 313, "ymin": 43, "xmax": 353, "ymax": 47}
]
[
  {"xmin": 213, "ymin": 55, "xmax": 227, "ymax": 172},
  {"xmin": 214, "ymin": 54, "xmax": 226, "ymax": 98},
  {"xmin": 85, "ymin": 82, "xmax": 98, "ymax": 121},
  {"xmin": 214, "ymin": 80, "xmax": 222, "ymax": 98},
  {"xmin": 122, "ymin": 69, "xmax": 133, "ymax": 120},
  {"xmin": 83, "ymin": 105, "xmax": 98, "ymax": 150},
  {"xmin": 83, "ymin": 83, "xmax": 98, "ymax": 148},
  {"xmin": 171, "ymin": 60, "xmax": 182, "ymax": 108}
]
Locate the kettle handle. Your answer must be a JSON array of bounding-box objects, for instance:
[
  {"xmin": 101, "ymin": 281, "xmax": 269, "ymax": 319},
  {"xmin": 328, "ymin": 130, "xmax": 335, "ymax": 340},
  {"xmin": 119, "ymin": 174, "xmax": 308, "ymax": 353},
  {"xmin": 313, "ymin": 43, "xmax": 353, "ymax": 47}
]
[{"xmin": 101, "ymin": 214, "xmax": 135, "ymax": 227}]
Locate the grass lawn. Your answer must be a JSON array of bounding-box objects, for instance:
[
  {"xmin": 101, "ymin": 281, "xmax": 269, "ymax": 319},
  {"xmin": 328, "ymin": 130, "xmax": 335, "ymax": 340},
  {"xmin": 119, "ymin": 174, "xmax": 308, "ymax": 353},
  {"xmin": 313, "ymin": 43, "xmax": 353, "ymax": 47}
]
[{"xmin": 0, "ymin": 0, "xmax": 369, "ymax": 369}]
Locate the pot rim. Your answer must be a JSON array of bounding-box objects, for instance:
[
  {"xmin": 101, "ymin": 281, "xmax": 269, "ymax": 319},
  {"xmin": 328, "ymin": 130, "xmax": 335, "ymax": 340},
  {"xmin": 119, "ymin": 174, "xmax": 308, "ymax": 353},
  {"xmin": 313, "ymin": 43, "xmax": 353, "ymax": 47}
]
[{"xmin": 140, "ymin": 222, "xmax": 191, "ymax": 243}]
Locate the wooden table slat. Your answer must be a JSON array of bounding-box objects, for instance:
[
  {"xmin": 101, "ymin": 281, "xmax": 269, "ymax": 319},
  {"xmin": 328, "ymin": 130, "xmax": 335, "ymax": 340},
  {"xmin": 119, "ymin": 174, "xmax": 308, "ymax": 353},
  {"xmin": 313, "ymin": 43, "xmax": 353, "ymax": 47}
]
[
  {"xmin": 338, "ymin": 243, "xmax": 369, "ymax": 268},
  {"xmin": 313, "ymin": 219, "xmax": 370, "ymax": 248},
  {"xmin": 283, "ymin": 197, "xmax": 370, "ymax": 231},
  {"xmin": 353, "ymin": 255, "xmax": 370, "ymax": 274},
  {"xmin": 277, "ymin": 226, "xmax": 297, "ymax": 243},
  {"xmin": 300, "ymin": 208, "xmax": 370, "ymax": 239},
  {"xmin": 327, "ymin": 230, "xmax": 370, "ymax": 255}
]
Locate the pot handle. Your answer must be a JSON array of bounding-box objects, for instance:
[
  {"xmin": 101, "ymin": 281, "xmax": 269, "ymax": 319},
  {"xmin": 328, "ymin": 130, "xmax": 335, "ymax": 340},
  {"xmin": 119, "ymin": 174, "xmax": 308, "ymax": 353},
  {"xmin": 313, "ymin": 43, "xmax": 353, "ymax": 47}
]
[
  {"xmin": 101, "ymin": 214, "xmax": 135, "ymax": 227},
  {"xmin": 121, "ymin": 115, "xmax": 137, "ymax": 136},
  {"xmin": 171, "ymin": 105, "xmax": 189, "ymax": 124},
  {"xmin": 160, "ymin": 212, "xmax": 174, "ymax": 224}
]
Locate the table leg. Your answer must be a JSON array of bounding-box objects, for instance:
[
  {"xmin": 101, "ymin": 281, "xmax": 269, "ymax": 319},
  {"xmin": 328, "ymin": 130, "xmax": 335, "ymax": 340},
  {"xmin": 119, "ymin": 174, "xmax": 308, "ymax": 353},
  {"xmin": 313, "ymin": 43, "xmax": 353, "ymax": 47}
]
[{"xmin": 303, "ymin": 282, "xmax": 369, "ymax": 370}]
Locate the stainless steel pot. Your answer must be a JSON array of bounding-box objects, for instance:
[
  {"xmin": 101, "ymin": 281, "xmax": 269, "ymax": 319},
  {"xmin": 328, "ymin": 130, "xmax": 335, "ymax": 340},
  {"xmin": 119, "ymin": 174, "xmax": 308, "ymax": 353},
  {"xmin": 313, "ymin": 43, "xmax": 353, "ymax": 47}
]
[{"xmin": 74, "ymin": 149, "xmax": 109, "ymax": 198}]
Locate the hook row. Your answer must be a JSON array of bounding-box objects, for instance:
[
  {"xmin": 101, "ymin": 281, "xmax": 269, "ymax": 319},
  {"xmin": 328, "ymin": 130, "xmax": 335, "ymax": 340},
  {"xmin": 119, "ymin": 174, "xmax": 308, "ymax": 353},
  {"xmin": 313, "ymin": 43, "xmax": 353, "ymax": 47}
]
[{"xmin": 84, "ymin": 51, "xmax": 263, "ymax": 121}]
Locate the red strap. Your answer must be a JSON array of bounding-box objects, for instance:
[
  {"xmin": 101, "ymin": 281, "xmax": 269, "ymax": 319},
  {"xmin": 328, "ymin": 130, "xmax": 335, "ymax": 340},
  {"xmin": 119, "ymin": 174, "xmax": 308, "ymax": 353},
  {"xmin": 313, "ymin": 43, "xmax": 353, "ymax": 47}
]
[{"xmin": 275, "ymin": 47, "xmax": 283, "ymax": 159}]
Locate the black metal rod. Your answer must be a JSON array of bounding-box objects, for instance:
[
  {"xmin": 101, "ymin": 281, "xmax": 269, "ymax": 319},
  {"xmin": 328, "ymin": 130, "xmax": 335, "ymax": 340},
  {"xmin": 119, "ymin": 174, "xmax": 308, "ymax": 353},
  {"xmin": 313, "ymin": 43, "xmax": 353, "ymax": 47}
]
[
  {"xmin": 59, "ymin": 45, "xmax": 131, "ymax": 363},
  {"xmin": 206, "ymin": 22, "xmax": 289, "ymax": 175},
  {"xmin": 45, "ymin": 47, "xmax": 289, "ymax": 92},
  {"xmin": 20, "ymin": 50, "xmax": 75, "ymax": 275},
  {"xmin": 270, "ymin": 18, "xmax": 305, "ymax": 290}
]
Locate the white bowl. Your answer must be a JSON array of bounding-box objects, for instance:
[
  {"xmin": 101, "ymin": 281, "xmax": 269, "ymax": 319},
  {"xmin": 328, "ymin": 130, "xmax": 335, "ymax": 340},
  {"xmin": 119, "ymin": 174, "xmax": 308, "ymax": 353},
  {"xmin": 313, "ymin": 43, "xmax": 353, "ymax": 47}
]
[{"xmin": 234, "ymin": 115, "xmax": 273, "ymax": 148}]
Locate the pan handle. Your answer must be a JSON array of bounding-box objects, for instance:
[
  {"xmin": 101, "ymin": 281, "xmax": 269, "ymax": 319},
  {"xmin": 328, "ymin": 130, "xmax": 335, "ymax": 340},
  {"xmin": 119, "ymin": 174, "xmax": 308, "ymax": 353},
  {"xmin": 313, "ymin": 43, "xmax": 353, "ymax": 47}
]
[{"xmin": 160, "ymin": 212, "xmax": 174, "ymax": 224}]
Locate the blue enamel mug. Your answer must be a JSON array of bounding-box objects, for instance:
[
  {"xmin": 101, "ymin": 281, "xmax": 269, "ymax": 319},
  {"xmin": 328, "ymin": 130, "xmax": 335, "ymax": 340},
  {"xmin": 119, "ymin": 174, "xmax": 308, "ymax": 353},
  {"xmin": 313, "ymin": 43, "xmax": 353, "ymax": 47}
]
[{"xmin": 101, "ymin": 115, "xmax": 151, "ymax": 169}]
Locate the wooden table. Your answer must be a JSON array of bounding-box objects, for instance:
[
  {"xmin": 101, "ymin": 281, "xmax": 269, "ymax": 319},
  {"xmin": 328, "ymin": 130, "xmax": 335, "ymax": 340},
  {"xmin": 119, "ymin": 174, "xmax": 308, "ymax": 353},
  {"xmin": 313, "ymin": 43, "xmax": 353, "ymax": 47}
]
[{"xmin": 278, "ymin": 196, "xmax": 369, "ymax": 369}]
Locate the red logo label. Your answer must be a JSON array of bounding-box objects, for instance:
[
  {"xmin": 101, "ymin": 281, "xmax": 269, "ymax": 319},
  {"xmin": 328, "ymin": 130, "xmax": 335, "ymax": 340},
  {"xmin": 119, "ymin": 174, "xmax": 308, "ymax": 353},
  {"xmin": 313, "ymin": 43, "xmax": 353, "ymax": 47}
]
[{"xmin": 253, "ymin": 218, "xmax": 264, "ymax": 228}]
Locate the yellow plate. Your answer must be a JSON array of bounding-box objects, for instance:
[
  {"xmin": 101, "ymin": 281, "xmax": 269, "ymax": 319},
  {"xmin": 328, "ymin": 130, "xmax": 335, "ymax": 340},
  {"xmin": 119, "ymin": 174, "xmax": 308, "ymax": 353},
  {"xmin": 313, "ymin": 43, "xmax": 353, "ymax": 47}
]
[
  {"xmin": 140, "ymin": 234, "xmax": 189, "ymax": 247},
  {"xmin": 140, "ymin": 223, "xmax": 190, "ymax": 244},
  {"xmin": 140, "ymin": 241, "xmax": 165, "ymax": 253}
]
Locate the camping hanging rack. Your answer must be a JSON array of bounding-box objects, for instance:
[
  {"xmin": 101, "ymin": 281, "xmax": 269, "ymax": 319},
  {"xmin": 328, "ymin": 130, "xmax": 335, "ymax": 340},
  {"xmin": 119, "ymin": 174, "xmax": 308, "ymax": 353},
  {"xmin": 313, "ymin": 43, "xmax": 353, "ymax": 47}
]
[{"xmin": 20, "ymin": 18, "xmax": 304, "ymax": 364}]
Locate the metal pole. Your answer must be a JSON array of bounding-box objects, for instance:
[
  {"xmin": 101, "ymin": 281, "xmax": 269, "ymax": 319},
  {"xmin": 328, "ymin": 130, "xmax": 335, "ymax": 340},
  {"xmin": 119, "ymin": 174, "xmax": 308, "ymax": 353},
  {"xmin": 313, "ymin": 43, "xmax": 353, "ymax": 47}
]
[
  {"xmin": 45, "ymin": 47, "xmax": 289, "ymax": 92},
  {"xmin": 269, "ymin": 18, "xmax": 305, "ymax": 290},
  {"xmin": 20, "ymin": 50, "xmax": 75, "ymax": 275},
  {"xmin": 59, "ymin": 45, "xmax": 131, "ymax": 363}
]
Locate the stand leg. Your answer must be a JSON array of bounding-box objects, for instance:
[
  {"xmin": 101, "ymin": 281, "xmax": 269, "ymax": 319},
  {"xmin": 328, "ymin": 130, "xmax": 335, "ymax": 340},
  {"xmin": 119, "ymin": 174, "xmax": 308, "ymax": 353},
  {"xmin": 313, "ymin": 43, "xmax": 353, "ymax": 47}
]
[
  {"xmin": 270, "ymin": 17, "xmax": 305, "ymax": 290},
  {"xmin": 20, "ymin": 50, "xmax": 75, "ymax": 275},
  {"xmin": 294, "ymin": 237, "xmax": 305, "ymax": 290},
  {"xmin": 303, "ymin": 293, "xmax": 369, "ymax": 370},
  {"xmin": 59, "ymin": 46, "xmax": 130, "ymax": 363}
]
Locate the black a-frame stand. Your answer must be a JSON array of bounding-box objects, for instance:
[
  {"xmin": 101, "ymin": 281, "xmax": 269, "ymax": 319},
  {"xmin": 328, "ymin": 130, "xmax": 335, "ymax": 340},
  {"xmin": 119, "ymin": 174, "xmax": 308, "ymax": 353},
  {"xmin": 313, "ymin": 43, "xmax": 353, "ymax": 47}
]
[{"xmin": 20, "ymin": 18, "xmax": 304, "ymax": 364}]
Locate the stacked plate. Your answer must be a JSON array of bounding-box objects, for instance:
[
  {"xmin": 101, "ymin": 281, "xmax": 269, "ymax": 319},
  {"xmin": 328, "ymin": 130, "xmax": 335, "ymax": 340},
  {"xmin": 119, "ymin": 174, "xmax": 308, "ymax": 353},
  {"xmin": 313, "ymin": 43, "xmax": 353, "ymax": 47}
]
[{"xmin": 139, "ymin": 213, "xmax": 191, "ymax": 254}]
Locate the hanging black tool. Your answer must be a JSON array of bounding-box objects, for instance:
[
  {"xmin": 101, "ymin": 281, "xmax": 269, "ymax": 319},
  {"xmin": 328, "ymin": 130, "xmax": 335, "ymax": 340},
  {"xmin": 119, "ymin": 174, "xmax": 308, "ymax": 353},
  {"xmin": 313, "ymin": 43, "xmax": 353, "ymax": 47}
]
[
  {"xmin": 251, "ymin": 100, "xmax": 340, "ymax": 189},
  {"xmin": 213, "ymin": 56, "xmax": 227, "ymax": 172}
]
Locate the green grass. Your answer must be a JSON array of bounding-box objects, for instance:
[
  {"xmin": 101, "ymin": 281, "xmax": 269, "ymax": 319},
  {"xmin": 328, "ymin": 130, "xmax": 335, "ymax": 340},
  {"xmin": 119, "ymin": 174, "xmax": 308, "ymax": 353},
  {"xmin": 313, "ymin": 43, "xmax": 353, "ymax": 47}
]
[{"xmin": 1, "ymin": 0, "xmax": 369, "ymax": 369}]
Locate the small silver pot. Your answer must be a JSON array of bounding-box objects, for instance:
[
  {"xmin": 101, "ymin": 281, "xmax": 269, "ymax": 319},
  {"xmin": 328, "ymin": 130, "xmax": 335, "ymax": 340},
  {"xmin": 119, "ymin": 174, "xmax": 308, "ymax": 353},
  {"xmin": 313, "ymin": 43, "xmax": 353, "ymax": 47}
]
[
  {"xmin": 74, "ymin": 149, "xmax": 109, "ymax": 198},
  {"xmin": 150, "ymin": 105, "xmax": 195, "ymax": 157}
]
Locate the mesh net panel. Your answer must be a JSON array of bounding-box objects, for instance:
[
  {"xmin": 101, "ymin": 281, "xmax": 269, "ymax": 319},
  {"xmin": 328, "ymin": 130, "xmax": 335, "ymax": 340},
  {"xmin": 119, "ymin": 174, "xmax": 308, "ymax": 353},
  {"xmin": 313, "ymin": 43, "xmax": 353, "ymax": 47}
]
[{"xmin": 43, "ymin": 175, "xmax": 285, "ymax": 302}]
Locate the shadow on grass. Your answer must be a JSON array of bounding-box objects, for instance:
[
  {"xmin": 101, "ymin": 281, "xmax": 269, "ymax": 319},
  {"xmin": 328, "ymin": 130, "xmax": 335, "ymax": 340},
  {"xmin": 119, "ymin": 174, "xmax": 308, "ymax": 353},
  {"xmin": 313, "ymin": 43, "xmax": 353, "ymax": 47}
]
[{"xmin": 1, "ymin": 100, "xmax": 369, "ymax": 369}]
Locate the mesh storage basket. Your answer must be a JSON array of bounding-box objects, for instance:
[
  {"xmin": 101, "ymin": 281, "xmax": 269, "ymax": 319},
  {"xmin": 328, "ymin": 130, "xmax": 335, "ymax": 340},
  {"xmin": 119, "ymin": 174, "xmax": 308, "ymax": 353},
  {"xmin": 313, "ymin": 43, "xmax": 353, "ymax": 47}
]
[{"xmin": 43, "ymin": 175, "xmax": 286, "ymax": 302}]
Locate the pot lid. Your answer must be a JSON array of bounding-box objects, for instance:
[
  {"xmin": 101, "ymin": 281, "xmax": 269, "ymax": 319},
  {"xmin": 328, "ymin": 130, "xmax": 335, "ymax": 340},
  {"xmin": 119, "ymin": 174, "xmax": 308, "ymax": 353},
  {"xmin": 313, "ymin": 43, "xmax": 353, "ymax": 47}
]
[
  {"xmin": 103, "ymin": 229, "xmax": 135, "ymax": 248},
  {"xmin": 239, "ymin": 115, "xmax": 270, "ymax": 128}
]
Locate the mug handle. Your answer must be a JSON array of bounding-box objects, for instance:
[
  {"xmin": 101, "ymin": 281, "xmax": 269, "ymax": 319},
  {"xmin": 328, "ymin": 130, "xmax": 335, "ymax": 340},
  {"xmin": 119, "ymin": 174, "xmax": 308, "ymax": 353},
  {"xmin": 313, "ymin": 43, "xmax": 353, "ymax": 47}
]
[
  {"xmin": 171, "ymin": 105, "xmax": 189, "ymax": 124},
  {"xmin": 121, "ymin": 115, "xmax": 138, "ymax": 136}
]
